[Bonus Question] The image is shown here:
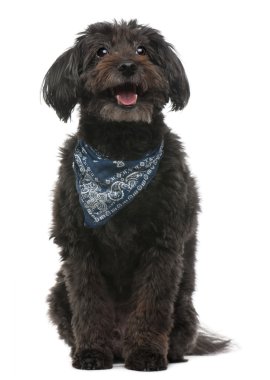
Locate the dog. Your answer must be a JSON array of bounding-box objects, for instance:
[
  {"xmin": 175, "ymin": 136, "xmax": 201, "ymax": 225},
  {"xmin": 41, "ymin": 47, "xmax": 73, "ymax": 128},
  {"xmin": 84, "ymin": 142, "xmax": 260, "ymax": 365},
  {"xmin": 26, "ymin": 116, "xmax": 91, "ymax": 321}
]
[{"xmin": 43, "ymin": 20, "xmax": 229, "ymax": 371}]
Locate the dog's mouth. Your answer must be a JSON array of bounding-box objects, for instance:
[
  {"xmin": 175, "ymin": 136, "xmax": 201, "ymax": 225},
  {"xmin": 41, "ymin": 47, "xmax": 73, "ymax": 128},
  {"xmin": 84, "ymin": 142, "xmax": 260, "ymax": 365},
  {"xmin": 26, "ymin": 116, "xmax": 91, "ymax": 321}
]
[{"xmin": 112, "ymin": 83, "xmax": 140, "ymax": 107}]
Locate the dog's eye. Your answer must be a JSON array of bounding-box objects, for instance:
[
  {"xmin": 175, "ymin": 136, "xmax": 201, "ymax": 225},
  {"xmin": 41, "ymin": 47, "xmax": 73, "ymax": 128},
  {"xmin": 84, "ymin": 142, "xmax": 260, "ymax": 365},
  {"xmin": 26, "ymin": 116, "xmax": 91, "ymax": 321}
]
[
  {"xmin": 136, "ymin": 46, "xmax": 146, "ymax": 55},
  {"xmin": 96, "ymin": 47, "xmax": 109, "ymax": 58}
]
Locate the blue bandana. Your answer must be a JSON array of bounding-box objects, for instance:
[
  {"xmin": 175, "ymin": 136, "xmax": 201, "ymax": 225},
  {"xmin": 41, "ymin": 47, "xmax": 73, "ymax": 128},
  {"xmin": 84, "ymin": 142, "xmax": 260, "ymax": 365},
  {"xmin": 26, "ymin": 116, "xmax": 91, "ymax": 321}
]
[{"xmin": 73, "ymin": 139, "xmax": 164, "ymax": 228}]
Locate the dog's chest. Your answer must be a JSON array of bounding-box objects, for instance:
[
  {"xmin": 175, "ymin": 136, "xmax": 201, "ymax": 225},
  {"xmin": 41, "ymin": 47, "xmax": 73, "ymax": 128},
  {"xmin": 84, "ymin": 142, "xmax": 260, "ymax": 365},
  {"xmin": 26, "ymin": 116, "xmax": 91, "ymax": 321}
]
[
  {"xmin": 95, "ymin": 216, "xmax": 142, "ymax": 261},
  {"xmin": 94, "ymin": 221, "xmax": 142, "ymax": 297}
]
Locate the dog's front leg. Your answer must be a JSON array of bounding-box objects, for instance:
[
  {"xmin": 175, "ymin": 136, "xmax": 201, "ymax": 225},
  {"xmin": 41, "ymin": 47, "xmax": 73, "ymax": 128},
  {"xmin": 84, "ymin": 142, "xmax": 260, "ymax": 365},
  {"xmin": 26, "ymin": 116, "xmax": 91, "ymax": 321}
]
[
  {"xmin": 124, "ymin": 242, "xmax": 183, "ymax": 371},
  {"xmin": 62, "ymin": 250, "xmax": 114, "ymax": 370}
]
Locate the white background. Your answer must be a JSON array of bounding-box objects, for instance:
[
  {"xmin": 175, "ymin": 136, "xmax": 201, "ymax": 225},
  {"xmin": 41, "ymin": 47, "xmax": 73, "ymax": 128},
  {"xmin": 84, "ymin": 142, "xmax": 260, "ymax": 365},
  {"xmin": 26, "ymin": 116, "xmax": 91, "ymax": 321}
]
[{"xmin": 1, "ymin": 0, "xmax": 270, "ymax": 379}]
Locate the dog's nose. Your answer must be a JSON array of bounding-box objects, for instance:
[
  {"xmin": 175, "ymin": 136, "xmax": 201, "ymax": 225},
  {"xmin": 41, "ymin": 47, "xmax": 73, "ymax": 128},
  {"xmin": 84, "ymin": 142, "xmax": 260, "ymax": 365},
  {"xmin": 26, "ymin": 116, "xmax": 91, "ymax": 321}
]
[{"xmin": 118, "ymin": 62, "xmax": 137, "ymax": 76}]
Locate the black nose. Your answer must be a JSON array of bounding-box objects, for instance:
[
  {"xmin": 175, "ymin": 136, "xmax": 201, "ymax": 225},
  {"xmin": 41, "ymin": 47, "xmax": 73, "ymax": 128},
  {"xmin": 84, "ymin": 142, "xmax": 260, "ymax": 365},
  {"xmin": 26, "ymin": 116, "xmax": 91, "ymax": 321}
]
[{"xmin": 118, "ymin": 62, "xmax": 137, "ymax": 76}]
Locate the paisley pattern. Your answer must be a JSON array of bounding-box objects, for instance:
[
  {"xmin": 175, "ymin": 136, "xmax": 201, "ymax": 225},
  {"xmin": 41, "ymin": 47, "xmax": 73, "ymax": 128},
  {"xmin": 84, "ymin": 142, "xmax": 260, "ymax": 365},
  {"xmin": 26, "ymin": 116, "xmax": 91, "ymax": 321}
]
[{"xmin": 73, "ymin": 139, "xmax": 164, "ymax": 228}]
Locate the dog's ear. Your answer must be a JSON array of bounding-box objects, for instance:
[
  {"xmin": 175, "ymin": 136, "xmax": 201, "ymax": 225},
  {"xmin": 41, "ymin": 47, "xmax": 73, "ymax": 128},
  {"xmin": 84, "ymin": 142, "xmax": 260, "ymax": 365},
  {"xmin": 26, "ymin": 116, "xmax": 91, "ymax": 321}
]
[
  {"xmin": 42, "ymin": 45, "xmax": 81, "ymax": 122},
  {"xmin": 164, "ymin": 43, "xmax": 190, "ymax": 111},
  {"xmin": 158, "ymin": 38, "xmax": 190, "ymax": 111},
  {"xmin": 146, "ymin": 26, "xmax": 190, "ymax": 110}
]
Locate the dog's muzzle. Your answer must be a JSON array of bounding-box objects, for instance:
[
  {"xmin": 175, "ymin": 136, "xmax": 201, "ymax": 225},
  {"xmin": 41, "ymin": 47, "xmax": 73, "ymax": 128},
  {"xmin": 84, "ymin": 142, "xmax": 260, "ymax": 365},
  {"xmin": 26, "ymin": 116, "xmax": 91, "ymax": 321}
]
[{"xmin": 115, "ymin": 62, "xmax": 138, "ymax": 106}]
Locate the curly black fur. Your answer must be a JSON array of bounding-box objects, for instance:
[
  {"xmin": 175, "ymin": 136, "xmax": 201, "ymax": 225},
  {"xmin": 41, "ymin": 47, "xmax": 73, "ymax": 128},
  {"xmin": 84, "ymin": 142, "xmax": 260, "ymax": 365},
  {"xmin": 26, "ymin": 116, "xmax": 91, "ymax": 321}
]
[{"xmin": 43, "ymin": 20, "xmax": 230, "ymax": 371}]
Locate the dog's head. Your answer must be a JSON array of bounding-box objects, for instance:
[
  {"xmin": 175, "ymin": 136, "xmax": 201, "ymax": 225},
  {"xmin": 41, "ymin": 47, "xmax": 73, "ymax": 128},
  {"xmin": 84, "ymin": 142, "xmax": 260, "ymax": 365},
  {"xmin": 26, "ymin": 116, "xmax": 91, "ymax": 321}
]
[{"xmin": 43, "ymin": 20, "xmax": 190, "ymax": 123}]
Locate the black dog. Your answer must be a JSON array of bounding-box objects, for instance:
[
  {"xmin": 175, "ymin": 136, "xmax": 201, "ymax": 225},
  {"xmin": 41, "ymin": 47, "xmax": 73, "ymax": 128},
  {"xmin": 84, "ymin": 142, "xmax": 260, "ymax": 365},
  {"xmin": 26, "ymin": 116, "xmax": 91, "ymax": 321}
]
[{"xmin": 43, "ymin": 20, "xmax": 229, "ymax": 371}]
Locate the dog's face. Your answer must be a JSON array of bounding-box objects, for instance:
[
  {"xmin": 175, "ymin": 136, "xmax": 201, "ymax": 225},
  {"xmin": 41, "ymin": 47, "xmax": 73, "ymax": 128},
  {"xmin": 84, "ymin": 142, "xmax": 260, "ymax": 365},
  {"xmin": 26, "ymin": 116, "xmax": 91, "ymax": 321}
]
[{"xmin": 43, "ymin": 20, "xmax": 190, "ymax": 123}]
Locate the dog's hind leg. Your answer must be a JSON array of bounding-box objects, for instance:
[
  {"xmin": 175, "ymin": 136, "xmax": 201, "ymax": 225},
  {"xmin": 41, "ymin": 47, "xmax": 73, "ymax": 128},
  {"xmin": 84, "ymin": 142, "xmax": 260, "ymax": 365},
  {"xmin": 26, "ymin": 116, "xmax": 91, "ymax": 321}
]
[
  {"xmin": 47, "ymin": 269, "xmax": 75, "ymax": 349},
  {"xmin": 168, "ymin": 293, "xmax": 198, "ymax": 362},
  {"xmin": 168, "ymin": 235, "xmax": 230, "ymax": 361},
  {"xmin": 168, "ymin": 235, "xmax": 199, "ymax": 363}
]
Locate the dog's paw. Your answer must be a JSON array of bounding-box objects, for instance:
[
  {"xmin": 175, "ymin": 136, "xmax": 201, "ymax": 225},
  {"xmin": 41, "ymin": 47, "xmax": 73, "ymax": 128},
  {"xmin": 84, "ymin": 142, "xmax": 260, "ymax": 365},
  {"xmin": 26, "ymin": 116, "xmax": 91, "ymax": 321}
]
[
  {"xmin": 167, "ymin": 350, "xmax": 188, "ymax": 363},
  {"xmin": 72, "ymin": 349, "xmax": 113, "ymax": 370},
  {"xmin": 125, "ymin": 348, "xmax": 167, "ymax": 371},
  {"xmin": 167, "ymin": 343, "xmax": 188, "ymax": 363}
]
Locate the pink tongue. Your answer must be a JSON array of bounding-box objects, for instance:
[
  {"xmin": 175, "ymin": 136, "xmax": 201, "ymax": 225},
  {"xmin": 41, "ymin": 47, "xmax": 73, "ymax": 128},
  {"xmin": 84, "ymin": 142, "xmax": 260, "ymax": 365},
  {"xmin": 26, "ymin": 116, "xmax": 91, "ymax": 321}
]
[{"xmin": 116, "ymin": 91, "xmax": 138, "ymax": 106}]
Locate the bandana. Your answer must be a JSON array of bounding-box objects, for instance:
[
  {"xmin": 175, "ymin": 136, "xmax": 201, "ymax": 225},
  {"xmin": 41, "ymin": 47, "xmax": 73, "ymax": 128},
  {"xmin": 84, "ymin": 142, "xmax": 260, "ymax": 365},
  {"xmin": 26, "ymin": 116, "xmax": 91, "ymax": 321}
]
[{"xmin": 73, "ymin": 139, "xmax": 164, "ymax": 228}]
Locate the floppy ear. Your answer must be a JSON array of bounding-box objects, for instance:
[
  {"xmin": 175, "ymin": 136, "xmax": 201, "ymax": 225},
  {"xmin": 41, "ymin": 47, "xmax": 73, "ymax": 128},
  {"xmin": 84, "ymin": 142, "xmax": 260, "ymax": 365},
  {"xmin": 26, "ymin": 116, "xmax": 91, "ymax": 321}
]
[
  {"xmin": 42, "ymin": 46, "xmax": 81, "ymax": 122},
  {"xmin": 164, "ymin": 43, "xmax": 190, "ymax": 111}
]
